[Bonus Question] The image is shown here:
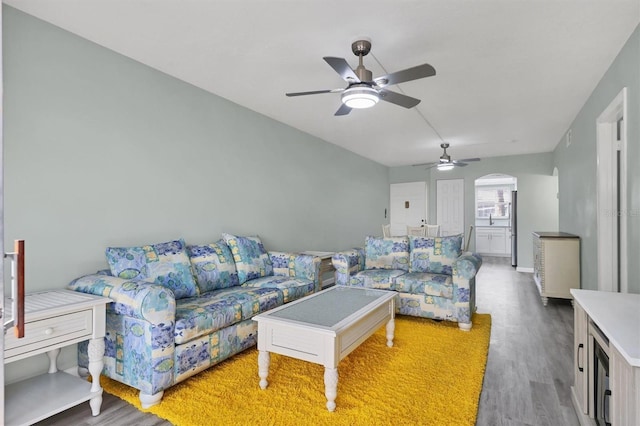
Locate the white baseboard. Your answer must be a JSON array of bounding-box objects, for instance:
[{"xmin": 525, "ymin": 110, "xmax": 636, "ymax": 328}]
[
  {"xmin": 516, "ymin": 267, "xmax": 534, "ymax": 273},
  {"xmin": 63, "ymin": 365, "xmax": 81, "ymax": 377}
]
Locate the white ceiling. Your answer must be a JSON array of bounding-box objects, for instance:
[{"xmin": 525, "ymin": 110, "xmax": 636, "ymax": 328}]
[{"xmin": 5, "ymin": 0, "xmax": 639, "ymax": 167}]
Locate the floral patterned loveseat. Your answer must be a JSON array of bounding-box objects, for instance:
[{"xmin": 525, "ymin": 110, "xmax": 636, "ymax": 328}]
[
  {"xmin": 332, "ymin": 234, "xmax": 482, "ymax": 330},
  {"xmin": 68, "ymin": 233, "xmax": 320, "ymax": 408}
]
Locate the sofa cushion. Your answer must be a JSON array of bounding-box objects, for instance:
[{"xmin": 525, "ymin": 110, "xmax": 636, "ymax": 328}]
[
  {"xmin": 187, "ymin": 240, "xmax": 239, "ymax": 293},
  {"xmin": 242, "ymin": 276, "xmax": 315, "ymax": 304},
  {"xmin": 350, "ymin": 269, "xmax": 406, "ymax": 290},
  {"xmin": 409, "ymin": 234, "xmax": 463, "ymax": 275},
  {"xmin": 174, "ymin": 286, "xmax": 283, "ymax": 344},
  {"xmin": 364, "ymin": 236, "xmax": 410, "ymax": 271},
  {"xmin": 394, "ymin": 272, "xmax": 453, "ymax": 299},
  {"xmin": 222, "ymin": 233, "xmax": 273, "ymax": 284},
  {"xmin": 105, "ymin": 238, "xmax": 198, "ymax": 299}
]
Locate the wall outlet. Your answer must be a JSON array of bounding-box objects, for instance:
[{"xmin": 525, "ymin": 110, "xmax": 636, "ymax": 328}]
[{"xmin": 566, "ymin": 129, "xmax": 572, "ymax": 147}]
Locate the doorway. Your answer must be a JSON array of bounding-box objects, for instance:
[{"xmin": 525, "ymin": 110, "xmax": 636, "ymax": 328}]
[
  {"xmin": 474, "ymin": 174, "xmax": 517, "ymax": 259},
  {"xmin": 389, "ymin": 182, "xmax": 427, "ymax": 237},
  {"xmin": 596, "ymin": 88, "xmax": 628, "ymax": 293},
  {"xmin": 436, "ymin": 179, "xmax": 464, "ymax": 236}
]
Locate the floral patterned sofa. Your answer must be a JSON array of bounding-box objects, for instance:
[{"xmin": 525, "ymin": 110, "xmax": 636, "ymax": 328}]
[
  {"xmin": 332, "ymin": 234, "xmax": 482, "ymax": 330},
  {"xmin": 68, "ymin": 234, "xmax": 320, "ymax": 408}
]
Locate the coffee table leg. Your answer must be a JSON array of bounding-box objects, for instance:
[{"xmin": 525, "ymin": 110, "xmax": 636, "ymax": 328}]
[
  {"xmin": 258, "ymin": 350, "xmax": 270, "ymax": 389},
  {"xmin": 386, "ymin": 317, "xmax": 395, "ymax": 347},
  {"xmin": 324, "ymin": 367, "xmax": 338, "ymax": 412}
]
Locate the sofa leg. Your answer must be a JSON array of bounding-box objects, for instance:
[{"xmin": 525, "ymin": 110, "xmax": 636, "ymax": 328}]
[
  {"xmin": 140, "ymin": 390, "xmax": 164, "ymax": 408},
  {"xmin": 458, "ymin": 322, "xmax": 472, "ymax": 331}
]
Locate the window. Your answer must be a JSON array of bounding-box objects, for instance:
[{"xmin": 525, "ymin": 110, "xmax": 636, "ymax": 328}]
[{"xmin": 476, "ymin": 185, "xmax": 512, "ymax": 219}]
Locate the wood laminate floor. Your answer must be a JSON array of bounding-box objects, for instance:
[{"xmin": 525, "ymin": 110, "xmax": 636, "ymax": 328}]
[
  {"xmin": 475, "ymin": 256, "xmax": 579, "ymax": 426},
  {"xmin": 35, "ymin": 256, "xmax": 579, "ymax": 426}
]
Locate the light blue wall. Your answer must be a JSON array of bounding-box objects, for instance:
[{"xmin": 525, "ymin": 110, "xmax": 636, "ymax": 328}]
[
  {"xmin": 3, "ymin": 6, "xmax": 389, "ymax": 289},
  {"xmin": 390, "ymin": 152, "xmax": 559, "ymax": 270},
  {"xmin": 553, "ymin": 24, "xmax": 640, "ymax": 293},
  {"xmin": 2, "ymin": 7, "xmax": 388, "ymax": 380}
]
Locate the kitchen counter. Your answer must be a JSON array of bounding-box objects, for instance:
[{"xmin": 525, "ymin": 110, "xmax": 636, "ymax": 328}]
[{"xmin": 570, "ymin": 289, "xmax": 640, "ymax": 366}]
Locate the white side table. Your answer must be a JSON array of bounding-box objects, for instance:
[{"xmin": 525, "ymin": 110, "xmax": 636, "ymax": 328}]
[
  {"xmin": 301, "ymin": 251, "xmax": 335, "ymax": 289},
  {"xmin": 4, "ymin": 289, "xmax": 111, "ymax": 426}
]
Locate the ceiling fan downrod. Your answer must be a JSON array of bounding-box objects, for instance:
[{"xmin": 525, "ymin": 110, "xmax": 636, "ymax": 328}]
[
  {"xmin": 351, "ymin": 40, "xmax": 373, "ymax": 82},
  {"xmin": 440, "ymin": 143, "xmax": 451, "ymax": 163}
]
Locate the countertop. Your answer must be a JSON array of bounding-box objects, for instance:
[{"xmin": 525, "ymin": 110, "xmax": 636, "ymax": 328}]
[
  {"xmin": 533, "ymin": 231, "xmax": 580, "ymax": 238},
  {"xmin": 570, "ymin": 289, "xmax": 640, "ymax": 366}
]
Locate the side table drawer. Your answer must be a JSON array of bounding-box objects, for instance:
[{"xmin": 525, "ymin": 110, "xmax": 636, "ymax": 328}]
[{"xmin": 5, "ymin": 310, "xmax": 93, "ymax": 359}]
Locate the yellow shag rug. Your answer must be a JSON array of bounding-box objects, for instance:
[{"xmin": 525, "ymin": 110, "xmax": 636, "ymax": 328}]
[{"xmin": 101, "ymin": 313, "xmax": 491, "ymax": 426}]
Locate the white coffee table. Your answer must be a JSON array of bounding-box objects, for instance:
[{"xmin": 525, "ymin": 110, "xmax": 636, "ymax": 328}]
[{"xmin": 253, "ymin": 285, "xmax": 396, "ymax": 411}]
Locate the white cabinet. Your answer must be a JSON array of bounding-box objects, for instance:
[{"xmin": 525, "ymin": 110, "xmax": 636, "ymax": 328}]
[
  {"xmin": 4, "ymin": 290, "xmax": 110, "ymax": 426},
  {"xmin": 475, "ymin": 227, "xmax": 509, "ymax": 255},
  {"xmin": 573, "ymin": 301, "xmax": 588, "ymax": 414},
  {"xmin": 570, "ymin": 290, "xmax": 640, "ymax": 426},
  {"xmin": 532, "ymin": 232, "xmax": 580, "ymax": 306},
  {"xmin": 611, "ymin": 345, "xmax": 640, "ymax": 425}
]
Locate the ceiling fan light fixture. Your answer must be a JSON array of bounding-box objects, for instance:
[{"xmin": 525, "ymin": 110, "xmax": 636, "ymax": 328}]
[
  {"xmin": 437, "ymin": 163, "xmax": 455, "ymax": 171},
  {"xmin": 341, "ymin": 84, "xmax": 379, "ymax": 109}
]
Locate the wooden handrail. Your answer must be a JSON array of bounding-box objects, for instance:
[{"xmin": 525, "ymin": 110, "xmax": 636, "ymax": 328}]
[{"xmin": 14, "ymin": 239, "xmax": 25, "ymax": 338}]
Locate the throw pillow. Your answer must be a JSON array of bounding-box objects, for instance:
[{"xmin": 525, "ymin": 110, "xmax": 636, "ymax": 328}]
[
  {"xmin": 409, "ymin": 234, "xmax": 463, "ymax": 275},
  {"xmin": 105, "ymin": 238, "xmax": 198, "ymax": 299},
  {"xmin": 364, "ymin": 236, "xmax": 410, "ymax": 271},
  {"xmin": 187, "ymin": 240, "xmax": 240, "ymax": 293},
  {"xmin": 221, "ymin": 233, "xmax": 273, "ymax": 284}
]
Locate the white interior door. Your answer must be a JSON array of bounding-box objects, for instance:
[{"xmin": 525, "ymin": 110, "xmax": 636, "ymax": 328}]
[
  {"xmin": 389, "ymin": 182, "xmax": 426, "ymax": 236},
  {"xmin": 436, "ymin": 179, "xmax": 464, "ymax": 236}
]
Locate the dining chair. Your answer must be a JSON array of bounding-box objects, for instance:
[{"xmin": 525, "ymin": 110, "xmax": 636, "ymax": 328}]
[
  {"xmin": 406, "ymin": 225, "xmax": 426, "ymax": 237},
  {"xmin": 425, "ymin": 224, "xmax": 441, "ymax": 237}
]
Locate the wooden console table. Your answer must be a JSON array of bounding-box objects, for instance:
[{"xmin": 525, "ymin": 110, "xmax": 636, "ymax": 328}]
[{"xmin": 4, "ymin": 290, "xmax": 111, "ymax": 426}]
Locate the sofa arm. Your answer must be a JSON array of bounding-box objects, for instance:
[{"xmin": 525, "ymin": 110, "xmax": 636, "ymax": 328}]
[
  {"xmin": 451, "ymin": 252, "xmax": 483, "ymax": 325},
  {"xmin": 68, "ymin": 273, "xmax": 176, "ymax": 326},
  {"xmin": 69, "ymin": 273, "xmax": 177, "ymax": 398},
  {"xmin": 269, "ymin": 252, "xmax": 321, "ymax": 291},
  {"xmin": 453, "ymin": 252, "xmax": 483, "ymax": 281},
  {"xmin": 332, "ymin": 248, "xmax": 365, "ymax": 286}
]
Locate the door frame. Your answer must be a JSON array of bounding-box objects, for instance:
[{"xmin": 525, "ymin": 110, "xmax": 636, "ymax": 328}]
[
  {"xmin": 1, "ymin": 4, "xmax": 5, "ymax": 419},
  {"xmin": 596, "ymin": 87, "xmax": 627, "ymax": 293}
]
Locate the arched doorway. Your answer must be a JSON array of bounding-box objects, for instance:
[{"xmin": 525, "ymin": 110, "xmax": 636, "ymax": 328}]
[{"xmin": 474, "ymin": 174, "xmax": 517, "ymax": 264}]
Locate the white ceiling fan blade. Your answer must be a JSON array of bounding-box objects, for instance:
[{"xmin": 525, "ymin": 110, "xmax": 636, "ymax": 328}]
[
  {"xmin": 334, "ymin": 103, "xmax": 352, "ymax": 116},
  {"xmin": 374, "ymin": 63, "xmax": 436, "ymax": 87},
  {"xmin": 286, "ymin": 88, "xmax": 344, "ymax": 97},
  {"xmin": 411, "ymin": 162, "xmax": 438, "ymax": 168},
  {"xmin": 323, "ymin": 57, "xmax": 360, "ymax": 83},
  {"xmin": 378, "ymin": 89, "xmax": 421, "ymax": 108}
]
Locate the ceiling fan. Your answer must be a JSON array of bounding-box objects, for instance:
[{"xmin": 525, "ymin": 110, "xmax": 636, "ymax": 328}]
[
  {"xmin": 413, "ymin": 143, "xmax": 481, "ymax": 171},
  {"xmin": 285, "ymin": 39, "xmax": 436, "ymax": 116}
]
